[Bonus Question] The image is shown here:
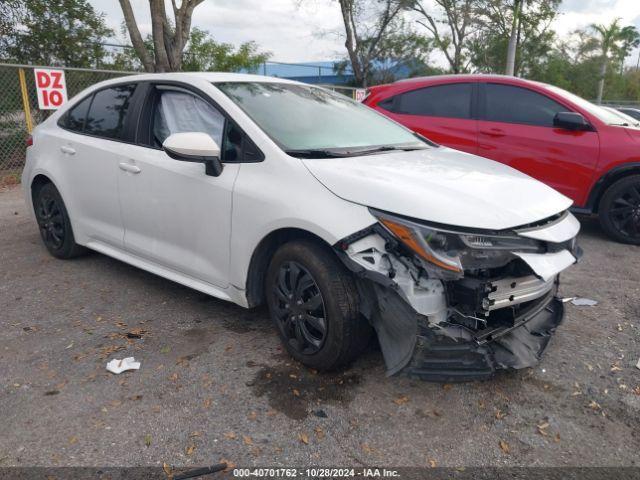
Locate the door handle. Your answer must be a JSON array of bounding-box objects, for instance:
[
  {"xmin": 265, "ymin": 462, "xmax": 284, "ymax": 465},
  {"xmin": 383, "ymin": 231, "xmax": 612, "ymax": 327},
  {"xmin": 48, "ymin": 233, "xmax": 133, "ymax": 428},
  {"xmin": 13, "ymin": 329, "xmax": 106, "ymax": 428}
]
[
  {"xmin": 60, "ymin": 146, "xmax": 76, "ymax": 155},
  {"xmin": 118, "ymin": 162, "xmax": 141, "ymax": 174},
  {"xmin": 479, "ymin": 128, "xmax": 506, "ymax": 138}
]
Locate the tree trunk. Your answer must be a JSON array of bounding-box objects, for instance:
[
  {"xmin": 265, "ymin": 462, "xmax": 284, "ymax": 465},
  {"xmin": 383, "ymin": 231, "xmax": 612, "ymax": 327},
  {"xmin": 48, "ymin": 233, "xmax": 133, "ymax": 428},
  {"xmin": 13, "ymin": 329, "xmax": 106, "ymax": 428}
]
[
  {"xmin": 505, "ymin": 0, "xmax": 521, "ymax": 76},
  {"xmin": 118, "ymin": 0, "xmax": 154, "ymax": 72},
  {"xmin": 338, "ymin": 0, "xmax": 365, "ymax": 87},
  {"xmin": 596, "ymin": 56, "xmax": 607, "ymax": 103},
  {"xmin": 150, "ymin": 0, "xmax": 170, "ymax": 72},
  {"xmin": 120, "ymin": 0, "xmax": 203, "ymax": 72}
]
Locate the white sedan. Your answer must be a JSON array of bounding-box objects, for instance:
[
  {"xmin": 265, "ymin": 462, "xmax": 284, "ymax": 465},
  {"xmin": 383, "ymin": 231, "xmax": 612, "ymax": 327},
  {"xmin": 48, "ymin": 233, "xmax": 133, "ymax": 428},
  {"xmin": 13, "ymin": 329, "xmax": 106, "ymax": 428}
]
[{"xmin": 22, "ymin": 73, "xmax": 581, "ymax": 381}]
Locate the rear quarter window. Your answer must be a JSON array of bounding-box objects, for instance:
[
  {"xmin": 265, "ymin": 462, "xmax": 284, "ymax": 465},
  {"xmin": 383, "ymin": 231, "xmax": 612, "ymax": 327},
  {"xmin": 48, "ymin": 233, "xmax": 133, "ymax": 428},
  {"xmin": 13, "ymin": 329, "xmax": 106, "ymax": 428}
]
[{"xmin": 62, "ymin": 96, "xmax": 92, "ymax": 132}]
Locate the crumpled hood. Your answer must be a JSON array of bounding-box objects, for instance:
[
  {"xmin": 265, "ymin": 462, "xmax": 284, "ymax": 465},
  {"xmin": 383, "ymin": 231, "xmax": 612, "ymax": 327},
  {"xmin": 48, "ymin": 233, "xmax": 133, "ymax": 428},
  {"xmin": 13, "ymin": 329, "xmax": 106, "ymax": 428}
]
[{"xmin": 302, "ymin": 147, "xmax": 572, "ymax": 230}]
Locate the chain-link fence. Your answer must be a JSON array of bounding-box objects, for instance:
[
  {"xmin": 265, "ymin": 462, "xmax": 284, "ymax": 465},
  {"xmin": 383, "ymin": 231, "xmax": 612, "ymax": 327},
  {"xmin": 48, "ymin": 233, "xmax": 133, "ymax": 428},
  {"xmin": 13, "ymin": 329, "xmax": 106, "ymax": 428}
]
[{"xmin": 0, "ymin": 63, "xmax": 134, "ymax": 185}]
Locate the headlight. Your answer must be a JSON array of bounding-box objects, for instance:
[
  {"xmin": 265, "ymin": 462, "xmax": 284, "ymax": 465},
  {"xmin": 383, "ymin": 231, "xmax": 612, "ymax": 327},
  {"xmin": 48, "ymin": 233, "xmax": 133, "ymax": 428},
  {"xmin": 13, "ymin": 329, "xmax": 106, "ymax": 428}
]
[{"xmin": 371, "ymin": 210, "xmax": 541, "ymax": 277}]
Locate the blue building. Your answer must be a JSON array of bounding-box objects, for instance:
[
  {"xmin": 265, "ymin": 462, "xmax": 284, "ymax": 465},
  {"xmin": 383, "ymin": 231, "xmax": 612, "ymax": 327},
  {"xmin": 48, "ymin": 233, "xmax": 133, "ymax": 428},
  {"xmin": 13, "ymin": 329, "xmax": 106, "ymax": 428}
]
[
  {"xmin": 253, "ymin": 60, "xmax": 416, "ymax": 85},
  {"xmin": 253, "ymin": 61, "xmax": 354, "ymax": 85}
]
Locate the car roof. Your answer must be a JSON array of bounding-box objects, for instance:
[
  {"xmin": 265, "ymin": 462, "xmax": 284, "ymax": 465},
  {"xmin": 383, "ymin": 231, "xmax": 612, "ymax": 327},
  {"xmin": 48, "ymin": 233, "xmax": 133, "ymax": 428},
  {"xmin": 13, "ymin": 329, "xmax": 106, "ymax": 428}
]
[
  {"xmin": 394, "ymin": 73, "xmax": 543, "ymax": 88},
  {"xmin": 87, "ymin": 71, "xmax": 305, "ymax": 89}
]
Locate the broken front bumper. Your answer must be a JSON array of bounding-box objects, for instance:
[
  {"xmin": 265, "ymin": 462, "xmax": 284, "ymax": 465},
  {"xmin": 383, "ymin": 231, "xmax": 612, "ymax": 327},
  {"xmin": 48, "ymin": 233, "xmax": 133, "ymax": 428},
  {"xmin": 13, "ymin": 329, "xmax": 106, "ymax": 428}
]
[
  {"xmin": 366, "ymin": 281, "xmax": 564, "ymax": 382},
  {"xmin": 407, "ymin": 293, "xmax": 563, "ymax": 382}
]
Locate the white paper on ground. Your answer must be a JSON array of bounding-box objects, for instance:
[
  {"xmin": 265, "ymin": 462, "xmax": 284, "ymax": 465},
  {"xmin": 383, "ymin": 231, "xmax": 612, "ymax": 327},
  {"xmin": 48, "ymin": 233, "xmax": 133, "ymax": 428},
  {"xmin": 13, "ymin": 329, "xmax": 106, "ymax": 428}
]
[
  {"xmin": 106, "ymin": 357, "xmax": 141, "ymax": 374},
  {"xmin": 570, "ymin": 297, "xmax": 598, "ymax": 307}
]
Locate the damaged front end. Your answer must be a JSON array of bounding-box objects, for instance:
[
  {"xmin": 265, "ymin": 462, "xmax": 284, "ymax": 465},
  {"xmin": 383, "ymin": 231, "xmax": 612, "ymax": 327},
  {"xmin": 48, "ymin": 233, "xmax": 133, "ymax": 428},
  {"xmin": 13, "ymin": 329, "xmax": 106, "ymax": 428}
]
[{"xmin": 335, "ymin": 209, "xmax": 582, "ymax": 382}]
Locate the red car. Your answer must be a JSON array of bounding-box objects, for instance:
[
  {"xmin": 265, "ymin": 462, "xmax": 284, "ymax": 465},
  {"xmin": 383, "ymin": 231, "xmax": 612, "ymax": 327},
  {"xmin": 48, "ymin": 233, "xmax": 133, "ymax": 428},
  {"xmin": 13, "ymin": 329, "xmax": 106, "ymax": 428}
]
[{"xmin": 364, "ymin": 75, "xmax": 640, "ymax": 244}]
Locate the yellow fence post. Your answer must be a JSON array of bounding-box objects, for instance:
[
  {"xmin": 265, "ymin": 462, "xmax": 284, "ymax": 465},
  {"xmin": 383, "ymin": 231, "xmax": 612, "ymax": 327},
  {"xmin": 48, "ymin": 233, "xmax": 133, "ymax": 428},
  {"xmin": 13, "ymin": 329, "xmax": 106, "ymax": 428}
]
[{"xmin": 18, "ymin": 68, "xmax": 33, "ymax": 134}]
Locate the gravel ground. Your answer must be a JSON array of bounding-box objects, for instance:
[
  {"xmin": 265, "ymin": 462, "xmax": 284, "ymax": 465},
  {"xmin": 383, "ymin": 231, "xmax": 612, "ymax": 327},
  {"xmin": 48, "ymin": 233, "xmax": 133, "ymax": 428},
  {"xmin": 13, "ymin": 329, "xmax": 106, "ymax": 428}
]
[{"xmin": 1, "ymin": 184, "xmax": 639, "ymax": 469}]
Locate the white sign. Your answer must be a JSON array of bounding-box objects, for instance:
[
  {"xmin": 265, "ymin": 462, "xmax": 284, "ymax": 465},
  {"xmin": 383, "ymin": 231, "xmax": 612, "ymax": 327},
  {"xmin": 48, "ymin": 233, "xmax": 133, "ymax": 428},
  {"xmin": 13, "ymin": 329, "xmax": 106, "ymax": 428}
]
[
  {"xmin": 355, "ymin": 88, "xmax": 368, "ymax": 102},
  {"xmin": 34, "ymin": 69, "xmax": 67, "ymax": 110}
]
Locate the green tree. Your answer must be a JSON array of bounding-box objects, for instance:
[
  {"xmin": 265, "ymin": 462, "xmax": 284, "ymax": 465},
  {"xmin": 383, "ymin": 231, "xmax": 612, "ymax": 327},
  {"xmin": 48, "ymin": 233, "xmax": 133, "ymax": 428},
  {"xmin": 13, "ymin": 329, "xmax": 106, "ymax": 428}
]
[
  {"xmin": 109, "ymin": 27, "xmax": 270, "ymax": 73},
  {"xmin": 0, "ymin": 0, "xmax": 113, "ymax": 68},
  {"xmin": 410, "ymin": 0, "xmax": 480, "ymax": 74},
  {"xmin": 470, "ymin": 0, "xmax": 560, "ymax": 77},
  {"xmin": 366, "ymin": 24, "xmax": 434, "ymax": 83},
  {"xmin": 335, "ymin": 19, "xmax": 433, "ymax": 85},
  {"xmin": 591, "ymin": 19, "xmax": 640, "ymax": 103},
  {"xmin": 336, "ymin": 0, "xmax": 411, "ymax": 87},
  {"xmin": 181, "ymin": 28, "xmax": 271, "ymax": 72},
  {"xmin": 0, "ymin": 1, "xmax": 22, "ymax": 38}
]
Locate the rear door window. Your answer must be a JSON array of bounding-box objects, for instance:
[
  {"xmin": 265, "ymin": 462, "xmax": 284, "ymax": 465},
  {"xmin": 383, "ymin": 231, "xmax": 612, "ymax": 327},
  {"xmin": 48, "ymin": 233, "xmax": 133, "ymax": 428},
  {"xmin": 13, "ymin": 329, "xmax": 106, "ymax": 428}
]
[
  {"xmin": 483, "ymin": 83, "xmax": 566, "ymax": 127},
  {"xmin": 389, "ymin": 83, "xmax": 473, "ymax": 119},
  {"xmin": 85, "ymin": 84, "xmax": 137, "ymax": 140}
]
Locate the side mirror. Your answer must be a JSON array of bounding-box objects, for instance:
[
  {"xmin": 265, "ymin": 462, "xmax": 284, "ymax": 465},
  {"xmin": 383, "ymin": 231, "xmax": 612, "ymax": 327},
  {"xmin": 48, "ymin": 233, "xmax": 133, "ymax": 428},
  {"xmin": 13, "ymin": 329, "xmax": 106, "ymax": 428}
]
[
  {"xmin": 553, "ymin": 112, "xmax": 591, "ymax": 131},
  {"xmin": 162, "ymin": 132, "xmax": 223, "ymax": 177}
]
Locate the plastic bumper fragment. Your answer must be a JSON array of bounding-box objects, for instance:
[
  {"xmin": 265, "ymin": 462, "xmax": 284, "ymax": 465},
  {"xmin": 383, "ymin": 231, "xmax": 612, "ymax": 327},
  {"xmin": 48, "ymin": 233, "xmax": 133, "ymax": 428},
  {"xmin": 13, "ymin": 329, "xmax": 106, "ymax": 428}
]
[
  {"xmin": 401, "ymin": 295, "xmax": 564, "ymax": 382},
  {"xmin": 368, "ymin": 283, "xmax": 564, "ymax": 382}
]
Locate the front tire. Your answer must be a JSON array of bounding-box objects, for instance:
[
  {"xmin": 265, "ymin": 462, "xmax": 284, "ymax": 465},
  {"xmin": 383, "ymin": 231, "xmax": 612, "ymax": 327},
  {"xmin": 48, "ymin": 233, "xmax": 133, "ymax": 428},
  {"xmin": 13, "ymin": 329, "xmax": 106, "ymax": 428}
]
[
  {"xmin": 599, "ymin": 175, "xmax": 640, "ymax": 245},
  {"xmin": 33, "ymin": 183, "xmax": 86, "ymax": 259},
  {"xmin": 265, "ymin": 240, "xmax": 372, "ymax": 371}
]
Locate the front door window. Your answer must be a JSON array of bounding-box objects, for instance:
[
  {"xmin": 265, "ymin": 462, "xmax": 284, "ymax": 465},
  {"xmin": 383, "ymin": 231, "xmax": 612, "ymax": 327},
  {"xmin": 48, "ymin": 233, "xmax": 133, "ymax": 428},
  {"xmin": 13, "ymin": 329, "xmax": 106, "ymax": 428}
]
[{"xmin": 152, "ymin": 90, "xmax": 225, "ymax": 147}]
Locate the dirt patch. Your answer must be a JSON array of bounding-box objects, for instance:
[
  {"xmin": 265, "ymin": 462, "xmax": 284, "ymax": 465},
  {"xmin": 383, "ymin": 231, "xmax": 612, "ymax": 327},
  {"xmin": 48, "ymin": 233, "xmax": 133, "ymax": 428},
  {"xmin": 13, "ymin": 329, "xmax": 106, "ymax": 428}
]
[
  {"xmin": 220, "ymin": 317, "xmax": 261, "ymax": 334},
  {"xmin": 248, "ymin": 362, "xmax": 362, "ymax": 420}
]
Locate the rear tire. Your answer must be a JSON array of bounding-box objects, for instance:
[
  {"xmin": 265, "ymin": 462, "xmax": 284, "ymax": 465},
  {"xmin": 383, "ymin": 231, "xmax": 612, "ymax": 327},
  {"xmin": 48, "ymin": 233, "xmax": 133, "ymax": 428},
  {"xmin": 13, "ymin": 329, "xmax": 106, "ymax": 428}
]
[
  {"xmin": 33, "ymin": 183, "xmax": 87, "ymax": 259},
  {"xmin": 265, "ymin": 240, "xmax": 372, "ymax": 371},
  {"xmin": 598, "ymin": 175, "xmax": 640, "ymax": 245}
]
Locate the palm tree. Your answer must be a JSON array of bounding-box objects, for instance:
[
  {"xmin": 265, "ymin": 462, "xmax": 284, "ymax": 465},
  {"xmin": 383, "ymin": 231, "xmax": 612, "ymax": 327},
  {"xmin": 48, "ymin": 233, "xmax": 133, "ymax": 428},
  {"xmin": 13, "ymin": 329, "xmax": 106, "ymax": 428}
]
[
  {"xmin": 592, "ymin": 19, "xmax": 640, "ymax": 103},
  {"xmin": 505, "ymin": 0, "xmax": 522, "ymax": 76}
]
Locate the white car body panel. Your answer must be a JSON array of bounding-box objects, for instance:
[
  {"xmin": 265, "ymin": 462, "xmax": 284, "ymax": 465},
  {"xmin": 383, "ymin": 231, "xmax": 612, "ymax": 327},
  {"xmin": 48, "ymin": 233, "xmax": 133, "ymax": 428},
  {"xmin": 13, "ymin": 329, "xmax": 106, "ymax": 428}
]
[
  {"xmin": 25, "ymin": 125, "xmax": 127, "ymax": 247},
  {"xmin": 227, "ymin": 158, "xmax": 377, "ymax": 294},
  {"xmin": 517, "ymin": 211, "xmax": 581, "ymax": 243},
  {"xmin": 117, "ymin": 144, "xmax": 240, "ymax": 289},
  {"xmin": 514, "ymin": 250, "xmax": 577, "ymax": 282},
  {"xmin": 302, "ymin": 146, "xmax": 572, "ymax": 230},
  {"xmin": 85, "ymin": 238, "xmax": 234, "ymax": 302},
  {"xmin": 162, "ymin": 131, "xmax": 221, "ymax": 158}
]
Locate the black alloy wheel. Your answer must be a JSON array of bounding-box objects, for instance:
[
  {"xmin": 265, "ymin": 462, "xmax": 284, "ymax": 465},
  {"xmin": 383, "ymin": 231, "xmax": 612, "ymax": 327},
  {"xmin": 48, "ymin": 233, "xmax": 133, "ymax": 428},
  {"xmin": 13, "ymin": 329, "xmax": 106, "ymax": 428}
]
[
  {"xmin": 36, "ymin": 190, "xmax": 66, "ymax": 251},
  {"xmin": 600, "ymin": 175, "xmax": 640, "ymax": 245},
  {"xmin": 33, "ymin": 182, "xmax": 86, "ymax": 259},
  {"xmin": 608, "ymin": 185, "xmax": 640, "ymax": 237},
  {"xmin": 265, "ymin": 240, "xmax": 372, "ymax": 371},
  {"xmin": 271, "ymin": 261, "xmax": 328, "ymax": 355}
]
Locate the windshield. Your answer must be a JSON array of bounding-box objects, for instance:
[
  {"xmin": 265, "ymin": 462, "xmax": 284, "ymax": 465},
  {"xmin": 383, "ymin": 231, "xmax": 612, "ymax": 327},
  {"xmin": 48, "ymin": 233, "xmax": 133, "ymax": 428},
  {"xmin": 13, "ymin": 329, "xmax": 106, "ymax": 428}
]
[
  {"xmin": 545, "ymin": 84, "xmax": 638, "ymax": 126},
  {"xmin": 215, "ymin": 82, "xmax": 426, "ymax": 155}
]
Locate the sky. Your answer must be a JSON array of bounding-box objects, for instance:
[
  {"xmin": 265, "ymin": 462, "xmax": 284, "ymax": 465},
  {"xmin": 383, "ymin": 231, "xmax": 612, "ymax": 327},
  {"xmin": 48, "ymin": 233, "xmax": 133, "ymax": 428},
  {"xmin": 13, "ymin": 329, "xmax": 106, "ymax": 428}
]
[{"xmin": 91, "ymin": 0, "xmax": 640, "ymax": 66}]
